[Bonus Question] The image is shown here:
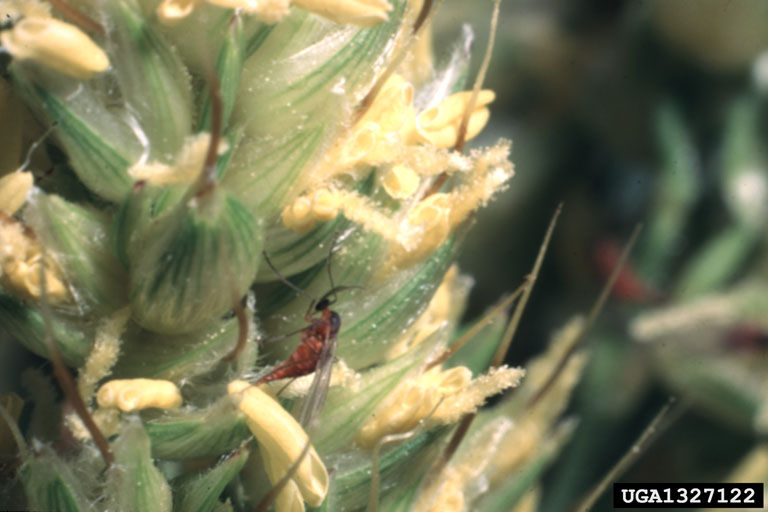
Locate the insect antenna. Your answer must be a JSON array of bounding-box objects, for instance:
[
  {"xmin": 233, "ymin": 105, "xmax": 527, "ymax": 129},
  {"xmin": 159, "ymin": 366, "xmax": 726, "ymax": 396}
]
[
  {"xmin": 326, "ymin": 234, "xmax": 338, "ymax": 292},
  {"xmin": 316, "ymin": 231, "xmax": 364, "ymax": 308},
  {"xmin": 316, "ymin": 285, "xmax": 364, "ymax": 309},
  {"xmin": 262, "ymin": 250, "xmax": 319, "ymax": 311},
  {"xmin": 321, "ymin": 231, "xmax": 342, "ymax": 307}
]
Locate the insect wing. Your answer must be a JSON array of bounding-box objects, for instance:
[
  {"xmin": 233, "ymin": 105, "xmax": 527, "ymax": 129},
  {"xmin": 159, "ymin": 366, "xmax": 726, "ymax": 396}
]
[{"xmin": 298, "ymin": 329, "xmax": 337, "ymax": 430}]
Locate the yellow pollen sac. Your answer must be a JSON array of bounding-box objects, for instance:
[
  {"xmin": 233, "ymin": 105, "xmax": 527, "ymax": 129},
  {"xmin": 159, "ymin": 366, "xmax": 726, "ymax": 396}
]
[
  {"xmin": 360, "ymin": 74, "xmax": 414, "ymax": 133},
  {"xmin": 299, "ymin": 74, "xmax": 414, "ymax": 190},
  {"xmin": 422, "ymin": 366, "xmax": 472, "ymax": 393},
  {"xmin": 228, "ymin": 381, "xmax": 329, "ymax": 508},
  {"xmin": 156, "ymin": 0, "xmax": 199, "ymax": 24},
  {"xmin": 339, "ymin": 122, "xmax": 379, "ymax": 168},
  {"xmin": 386, "ymin": 265, "xmax": 464, "ymax": 359},
  {"xmin": 356, "ymin": 366, "xmax": 473, "ymax": 448},
  {"xmin": 157, "ymin": 0, "xmax": 290, "ymax": 24},
  {"xmin": 0, "ymin": 215, "xmax": 70, "ymax": 303},
  {"xmin": 356, "ymin": 75, "xmax": 415, "ymax": 165},
  {"xmin": 393, "ymin": 192, "xmax": 451, "ymax": 262},
  {"xmin": 380, "ymin": 165, "xmax": 420, "ymax": 199},
  {"xmin": 0, "ymin": 170, "xmax": 33, "ymax": 215},
  {"xmin": 282, "ymin": 195, "xmax": 316, "ymax": 233},
  {"xmin": 282, "ymin": 188, "xmax": 340, "ymax": 231},
  {"xmin": 416, "ymin": 418, "xmax": 514, "ymax": 512},
  {"xmin": 96, "ymin": 379, "xmax": 183, "ymax": 412},
  {"xmin": 356, "ymin": 379, "xmax": 425, "ymax": 448},
  {"xmin": 332, "ymin": 190, "xmax": 400, "ymax": 240},
  {"xmin": 128, "ymin": 133, "xmax": 226, "ymax": 185},
  {"xmin": 292, "ymin": 0, "xmax": 392, "ymax": 27},
  {"xmin": 310, "ymin": 188, "xmax": 340, "ymax": 222},
  {"xmin": 358, "ymin": 365, "xmax": 524, "ymax": 448},
  {"xmin": 261, "ymin": 447, "xmax": 306, "ymax": 512},
  {"xmin": 409, "ymin": 90, "xmax": 496, "ymax": 148},
  {"xmin": 1, "ymin": 17, "xmax": 109, "ymax": 80},
  {"xmin": 423, "ymin": 474, "xmax": 465, "ymax": 512},
  {"xmin": 4, "ymin": 257, "xmax": 68, "ymax": 303}
]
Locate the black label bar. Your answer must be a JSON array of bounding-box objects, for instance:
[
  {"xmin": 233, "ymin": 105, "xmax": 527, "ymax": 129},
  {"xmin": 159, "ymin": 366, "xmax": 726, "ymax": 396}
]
[{"xmin": 613, "ymin": 483, "xmax": 764, "ymax": 508}]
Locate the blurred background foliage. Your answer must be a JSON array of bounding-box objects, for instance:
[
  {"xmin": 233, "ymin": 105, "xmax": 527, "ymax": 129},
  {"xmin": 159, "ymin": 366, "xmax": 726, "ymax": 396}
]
[{"xmin": 434, "ymin": 0, "xmax": 768, "ymax": 509}]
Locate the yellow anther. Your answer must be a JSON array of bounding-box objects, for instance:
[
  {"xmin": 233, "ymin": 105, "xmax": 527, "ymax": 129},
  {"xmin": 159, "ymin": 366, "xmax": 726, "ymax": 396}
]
[
  {"xmin": 339, "ymin": 122, "xmax": 379, "ymax": 167},
  {"xmin": 282, "ymin": 195, "xmax": 317, "ymax": 233},
  {"xmin": 446, "ymin": 142, "xmax": 514, "ymax": 227},
  {"xmin": 386, "ymin": 265, "xmax": 465, "ymax": 359},
  {"xmin": 0, "ymin": 215, "xmax": 70, "ymax": 303},
  {"xmin": 356, "ymin": 379, "xmax": 425, "ymax": 447},
  {"xmin": 158, "ymin": 0, "xmax": 290, "ymax": 24},
  {"xmin": 292, "ymin": 0, "xmax": 392, "ymax": 27},
  {"xmin": 261, "ymin": 448, "xmax": 307, "ymax": 512},
  {"xmin": 4, "ymin": 257, "xmax": 68, "ymax": 302},
  {"xmin": 291, "ymin": 196, "xmax": 313, "ymax": 223},
  {"xmin": 96, "ymin": 379, "xmax": 182, "ymax": 412},
  {"xmin": 0, "ymin": 170, "xmax": 32, "ymax": 215},
  {"xmin": 128, "ymin": 133, "xmax": 226, "ymax": 185},
  {"xmin": 409, "ymin": 90, "xmax": 495, "ymax": 148},
  {"xmin": 408, "ymin": 192, "xmax": 450, "ymax": 225},
  {"xmin": 415, "ymin": 418, "xmax": 514, "ymax": 512},
  {"xmin": 333, "ymin": 190, "xmax": 400, "ymax": 240},
  {"xmin": 279, "ymin": 184, "xmax": 339, "ymax": 232},
  {"xmin": 357, "ymin": 366, "xmax": 471, "ymax": 448},
  {"xmin": 0, "ymin": 17, "xmax": 109, "ymax": 80},
  {"xmin": 360, "ymin": 74, "xmax": 414, "ymax": 133},
  {"xmin": 380, "ymin": 165, "xmax": 419, "ymax": 199},
  {"xmin": 289, "ymin": 74, "xmax": 417, "ymax": 196},
  {"xmin": 433, "ymin": 365, "xmax": 524, "ymax": 425},
  {"xmin": 428, "ymin": 265, "xmax": 462, "ymax": 323},
  {"xmin": 310, "ymin": 188, "xmax": 339, "ymax": 222},
  {"xmin": 395, "ymin": 192, "xmax": 451, "ymax": 260},
  {"xmin": 424, "ymin": 478, "xmax": 465, "ymax": 512},
  {"xmin": 156, "ymin": 0, "xmax": 198, "ymax": 24},
  {"xmin": 228, "ymin": 381, "xmax": 329, "ymax": 508},
  {"xmin": 306, "ymin": 74, "xmax": 414, "ymax": 185},
  {"xmin": 423, "ymin": 366, "xmax": 472, "ymax": 394},
  {"xmin": 388, "ymin": 142, "xmax": 513, "ymax": 267},
  {"xmin": 357, "ymin": 364, "xmax": 523, "ymax": 448},
  {"xmin": 357, "ymin": 75, "xmax": 416, "ymax": 165}
]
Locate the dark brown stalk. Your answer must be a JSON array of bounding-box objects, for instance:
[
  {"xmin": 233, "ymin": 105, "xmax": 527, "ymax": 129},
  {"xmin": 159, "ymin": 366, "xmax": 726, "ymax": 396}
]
[
  {"xmin": 37, "ymin": 256, "xmax": 113, "ymax": 467},
  {"xmin": 48, "ymin": 0, "xmax": 104, "ymax": 35}
]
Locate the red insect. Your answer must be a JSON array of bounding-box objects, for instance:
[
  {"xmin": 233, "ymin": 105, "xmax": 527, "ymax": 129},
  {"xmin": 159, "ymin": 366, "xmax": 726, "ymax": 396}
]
[
  {"xmin": 257, "ymin": 246, "xmax": 357, "ymax": 427},
  {"xmin": 594, "ymin": 238, "xmax": 660, "ymax": 304},
  {"xmin": 255, "ymin": 291, "xmax": 341, "ymax": 385}
]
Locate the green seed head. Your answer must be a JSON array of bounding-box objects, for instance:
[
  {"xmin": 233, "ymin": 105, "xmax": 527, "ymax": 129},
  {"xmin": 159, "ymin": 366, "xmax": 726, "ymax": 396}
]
[{"xmin": 124, "ymin": 185, "xmax": 263, "ymax": 333}]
